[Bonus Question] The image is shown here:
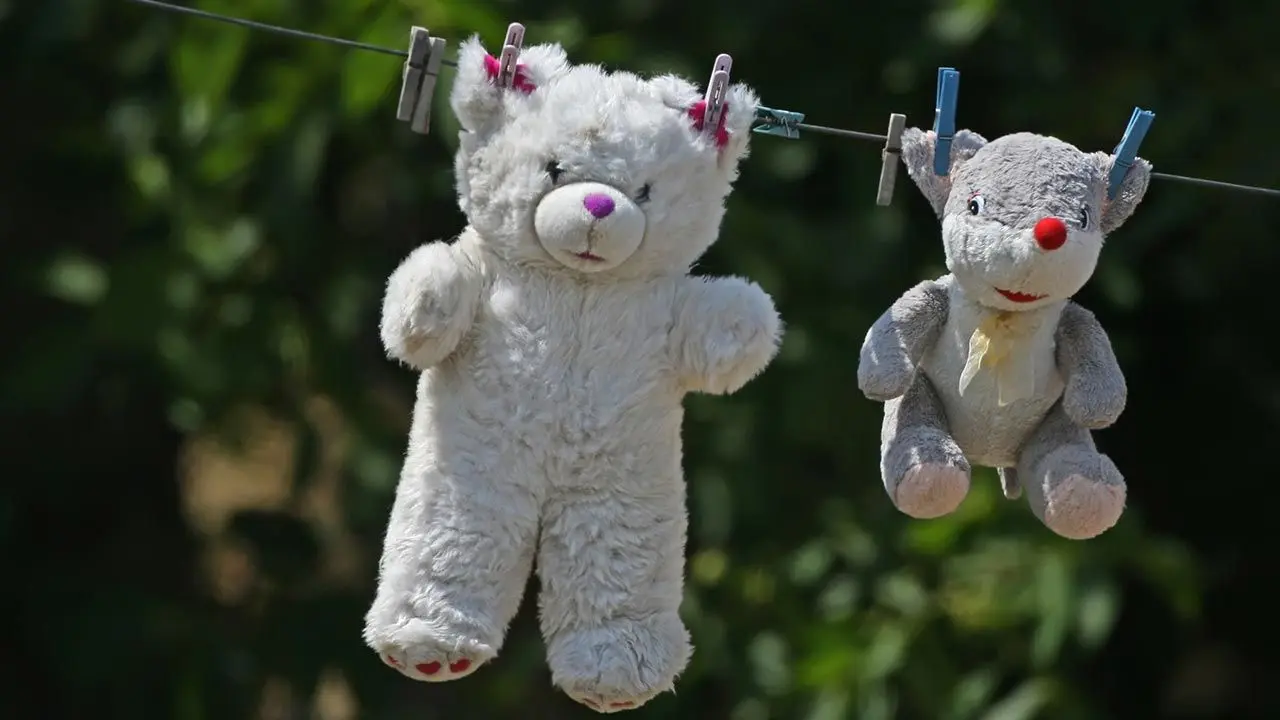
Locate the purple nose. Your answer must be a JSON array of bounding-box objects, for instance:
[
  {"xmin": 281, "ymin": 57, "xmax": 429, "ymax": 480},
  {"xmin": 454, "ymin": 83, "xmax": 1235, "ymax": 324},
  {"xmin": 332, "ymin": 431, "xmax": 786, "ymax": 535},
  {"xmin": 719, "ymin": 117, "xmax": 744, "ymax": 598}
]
[{"xmin": 583, "ymin": 193, "xmax": 615, "ymax": 219}]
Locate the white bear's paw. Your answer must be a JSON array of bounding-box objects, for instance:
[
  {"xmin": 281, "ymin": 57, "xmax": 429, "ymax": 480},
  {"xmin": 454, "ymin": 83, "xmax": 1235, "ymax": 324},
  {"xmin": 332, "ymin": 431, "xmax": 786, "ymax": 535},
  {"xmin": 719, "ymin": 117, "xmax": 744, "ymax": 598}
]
[
  {"xmin": 894, "ymin": 462, "xmax": 970, "ymax": 519},
  {"xmin": 549, "ymin": 613, "xmax": 691, "ymax": 713},
  {"xmin": 374, "ymin": 619, "xmax": 495, "ymax": 683}
]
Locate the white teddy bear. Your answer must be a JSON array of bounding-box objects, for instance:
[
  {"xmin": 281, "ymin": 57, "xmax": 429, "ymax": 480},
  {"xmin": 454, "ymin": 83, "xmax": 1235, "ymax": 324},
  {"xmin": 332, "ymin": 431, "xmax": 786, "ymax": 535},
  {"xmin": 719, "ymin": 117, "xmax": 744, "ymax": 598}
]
[{"xmin": 364, "ymin": 36, "xmax": 782, "ymax": 712}]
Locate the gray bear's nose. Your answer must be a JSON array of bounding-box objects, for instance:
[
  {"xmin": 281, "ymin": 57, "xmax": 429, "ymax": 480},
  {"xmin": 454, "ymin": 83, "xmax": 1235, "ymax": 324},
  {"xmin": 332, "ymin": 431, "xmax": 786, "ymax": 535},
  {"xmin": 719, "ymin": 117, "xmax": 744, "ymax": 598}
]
[{"xmin": 1033, "ymin": 217, "xmax": 1067, "ymax": 250}]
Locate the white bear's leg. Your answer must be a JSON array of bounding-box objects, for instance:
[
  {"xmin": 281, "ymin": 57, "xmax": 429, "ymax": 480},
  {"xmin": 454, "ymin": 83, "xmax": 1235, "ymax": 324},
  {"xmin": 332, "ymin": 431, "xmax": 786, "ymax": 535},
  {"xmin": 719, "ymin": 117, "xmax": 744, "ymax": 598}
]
[
  {"xmin": 537, "ymin": 479, "xmax": 691, "ymax": 713},
  {"xmin": 364, "ymin": 407, "xmax": 540, "ymax": 683},
  {"xmin": 1017, "ymin": 401, "xmax": 1126, "ymax": 540},
  {"xmin": 881, "ymin": 374, "xmax": 971, "ymax": 518}
]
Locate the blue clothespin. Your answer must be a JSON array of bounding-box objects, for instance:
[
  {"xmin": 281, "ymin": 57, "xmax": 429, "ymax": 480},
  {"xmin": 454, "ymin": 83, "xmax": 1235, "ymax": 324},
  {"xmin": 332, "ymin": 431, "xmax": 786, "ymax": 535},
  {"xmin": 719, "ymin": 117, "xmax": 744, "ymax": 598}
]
[
  {"xmin": 753, "ymin": 105, "xmax": 806, "ymax": 139},
  {"xmin": 1108, "ymin": 107, "xmax": 1155, "ymax": 200},
  {"xmin": 933, "ymin": 67, "xmax": 960, "ymax": 176}
]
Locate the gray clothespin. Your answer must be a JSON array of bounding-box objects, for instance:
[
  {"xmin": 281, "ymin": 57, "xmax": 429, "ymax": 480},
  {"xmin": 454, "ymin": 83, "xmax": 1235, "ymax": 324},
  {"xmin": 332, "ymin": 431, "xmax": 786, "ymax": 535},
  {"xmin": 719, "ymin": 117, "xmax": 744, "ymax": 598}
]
[
  {"xmin": 397, "ymin": 27, "xmax": 447, "ymax": 134},
  {"xmin": 875, "ymin": 113, "xmax": 906, "ymax": 206}
]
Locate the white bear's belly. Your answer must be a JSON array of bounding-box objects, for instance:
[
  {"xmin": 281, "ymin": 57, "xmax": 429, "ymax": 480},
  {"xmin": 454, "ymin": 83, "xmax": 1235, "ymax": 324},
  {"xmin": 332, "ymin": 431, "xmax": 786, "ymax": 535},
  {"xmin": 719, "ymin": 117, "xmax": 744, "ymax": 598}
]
[
  {"xmin": 427, "ymin": 273, "xmax": 684, "ymax": 484},
  {"xmin": 921, "ymin": 294, "xmax": 1065, "ymax": 468}
]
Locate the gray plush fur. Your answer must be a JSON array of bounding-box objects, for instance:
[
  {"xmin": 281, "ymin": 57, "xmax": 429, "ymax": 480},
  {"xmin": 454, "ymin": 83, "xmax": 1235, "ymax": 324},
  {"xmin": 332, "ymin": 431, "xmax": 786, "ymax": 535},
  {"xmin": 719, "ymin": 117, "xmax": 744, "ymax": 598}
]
[{"xmin": 858, "ymin": 128, "xmax": 1150, "ymax": 540}]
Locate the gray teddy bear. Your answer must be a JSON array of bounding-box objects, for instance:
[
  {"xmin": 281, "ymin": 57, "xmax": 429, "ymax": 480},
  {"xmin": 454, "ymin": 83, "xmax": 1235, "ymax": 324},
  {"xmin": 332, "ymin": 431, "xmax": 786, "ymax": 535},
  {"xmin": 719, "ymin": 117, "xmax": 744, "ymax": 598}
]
[{"xmin": 858, "ymin": 127, "xmax": 1151, "ymax": 540}]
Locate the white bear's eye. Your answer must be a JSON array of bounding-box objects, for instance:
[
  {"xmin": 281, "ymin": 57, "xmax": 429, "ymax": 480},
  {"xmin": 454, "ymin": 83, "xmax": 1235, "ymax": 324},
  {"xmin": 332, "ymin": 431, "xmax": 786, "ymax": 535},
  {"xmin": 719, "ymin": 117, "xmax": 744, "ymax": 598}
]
[
  {"xmin": 545, "ymin": 161, "xmax": 564, "ymax": 183},
  {"xmin": 968, "ymin": 194, "xmax": 985, "ymax": 215},
  {"xmin": 635, "ymin": 184, "xmax": 651, "ymax": 203},
  {"xmin": 1079, "ymin": 206, "xmax": 1091, "ymax": 229}
]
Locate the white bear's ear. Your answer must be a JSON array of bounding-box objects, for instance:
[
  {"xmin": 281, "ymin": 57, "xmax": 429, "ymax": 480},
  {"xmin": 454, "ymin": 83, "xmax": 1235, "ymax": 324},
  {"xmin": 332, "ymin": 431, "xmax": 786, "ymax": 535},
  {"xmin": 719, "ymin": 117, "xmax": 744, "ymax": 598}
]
[
  {"xmin": 715, "ymin": 82, "xmax": 759, "ymax": 170},
  {"xmin": 1091, "ymin": 152, "xmax": 1152, "ymax": 234},
  {"xmin": 449, "ymin": 36, "xmax": 569, "ymax": 133},
  {"xmin": 900, "ymin": 127, "xmax": 987, "ymax": 217},
  {"xmin": 648, "ymin": 74, "xmax": 758, "ymax": 170}
]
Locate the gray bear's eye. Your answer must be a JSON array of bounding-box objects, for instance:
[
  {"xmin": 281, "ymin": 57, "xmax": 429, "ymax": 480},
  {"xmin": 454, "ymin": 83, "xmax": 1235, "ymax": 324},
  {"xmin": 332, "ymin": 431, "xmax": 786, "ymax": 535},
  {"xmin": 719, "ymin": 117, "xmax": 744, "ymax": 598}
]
[
  {"xmin": 968, "ymin": 195, "xmax": 985, "ymax": 215},
  {"xmin": 545, "ymin": 161, "xmax": 564, "ymax": 183},
  {"xmin": 635, "ymin": 184, "xmax": 652, "ymax": 203},
  {"xmin": 1079, "ymin": 207, "xmax": 1091, "ymax": 229}
]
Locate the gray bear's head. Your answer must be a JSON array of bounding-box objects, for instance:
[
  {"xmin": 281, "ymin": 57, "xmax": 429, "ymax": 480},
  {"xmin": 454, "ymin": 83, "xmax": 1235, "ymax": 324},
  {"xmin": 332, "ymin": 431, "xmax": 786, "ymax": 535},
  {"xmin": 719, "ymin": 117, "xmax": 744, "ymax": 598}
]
[{"xmin": 901, "ymin": 128, "xmax": 1151, "ymax": 310}]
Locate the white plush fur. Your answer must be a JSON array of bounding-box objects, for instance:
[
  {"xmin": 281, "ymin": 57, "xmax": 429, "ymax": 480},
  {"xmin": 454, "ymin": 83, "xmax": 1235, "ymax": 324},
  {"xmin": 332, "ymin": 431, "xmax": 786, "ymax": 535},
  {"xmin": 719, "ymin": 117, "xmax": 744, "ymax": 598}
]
[{"xmin": 365, "ymin": 37, "xmax": 781, "ymax": 712}]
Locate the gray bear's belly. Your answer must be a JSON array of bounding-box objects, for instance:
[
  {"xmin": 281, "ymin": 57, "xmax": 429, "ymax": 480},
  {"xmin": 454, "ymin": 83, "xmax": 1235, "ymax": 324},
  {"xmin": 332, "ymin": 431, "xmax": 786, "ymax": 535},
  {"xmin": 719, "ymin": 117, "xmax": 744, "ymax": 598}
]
[{"xmin": 922, "ymin": 309, "xmax": 1065, "ymax": 468}]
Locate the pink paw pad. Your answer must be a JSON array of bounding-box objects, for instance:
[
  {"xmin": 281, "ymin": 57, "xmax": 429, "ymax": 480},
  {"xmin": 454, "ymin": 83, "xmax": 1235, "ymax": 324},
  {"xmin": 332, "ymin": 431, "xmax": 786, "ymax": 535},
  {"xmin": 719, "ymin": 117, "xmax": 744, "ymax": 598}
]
[{"xmin": 415, "ymin": 661, "xmax": 442, "ymax": 676}]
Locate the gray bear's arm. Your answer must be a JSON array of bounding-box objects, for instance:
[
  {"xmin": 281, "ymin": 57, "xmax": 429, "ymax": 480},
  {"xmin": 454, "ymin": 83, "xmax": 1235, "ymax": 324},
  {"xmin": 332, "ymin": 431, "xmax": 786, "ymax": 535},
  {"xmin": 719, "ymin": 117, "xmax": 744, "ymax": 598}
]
[
  {"xmin": 1056, "ymin": 302, "xmax": 1126, "ymax": 429},
  {"xmin": 857, "ymin": 280, "xmax": 949, "ymax": 402}
]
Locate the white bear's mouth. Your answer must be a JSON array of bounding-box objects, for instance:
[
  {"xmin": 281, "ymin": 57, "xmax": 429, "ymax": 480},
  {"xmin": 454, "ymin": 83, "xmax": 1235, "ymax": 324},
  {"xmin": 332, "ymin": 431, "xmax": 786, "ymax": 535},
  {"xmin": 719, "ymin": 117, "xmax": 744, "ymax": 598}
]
[
  {"xmin": 994, "ymin": 287, "xmax": 1046, "ymax": 303},
  {"xmin": 573, "ymin": 250, "xmax": 606, "ymax": 262}
]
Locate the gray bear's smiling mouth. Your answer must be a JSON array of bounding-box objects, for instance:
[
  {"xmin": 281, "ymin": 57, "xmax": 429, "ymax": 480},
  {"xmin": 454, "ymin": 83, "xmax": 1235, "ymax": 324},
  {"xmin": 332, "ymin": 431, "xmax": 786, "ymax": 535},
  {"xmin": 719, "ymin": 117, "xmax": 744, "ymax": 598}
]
[
  {"xmin": 995, "ymin": 287, "xmax": 1045, "ymax": 303},
  {"xmin": 574, "ymin": 251, "xmax": 606, "ymax": 262}
]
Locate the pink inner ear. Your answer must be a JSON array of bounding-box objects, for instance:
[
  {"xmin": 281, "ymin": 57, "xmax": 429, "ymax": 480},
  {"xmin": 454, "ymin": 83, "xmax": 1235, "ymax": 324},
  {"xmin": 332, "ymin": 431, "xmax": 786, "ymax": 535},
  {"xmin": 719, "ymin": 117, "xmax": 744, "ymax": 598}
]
[
  {"xmin": 687, "ymin": 101, "xmax": 729, "ymax": 148},
  {"xmin": 483, "ymin": 54, "xmax": 536, "ymax": 94}
]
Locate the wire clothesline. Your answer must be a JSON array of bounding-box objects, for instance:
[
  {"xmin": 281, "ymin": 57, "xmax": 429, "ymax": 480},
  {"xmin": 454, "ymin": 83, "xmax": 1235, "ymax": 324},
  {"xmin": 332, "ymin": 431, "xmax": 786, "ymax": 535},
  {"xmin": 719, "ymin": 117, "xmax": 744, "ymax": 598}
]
[{"xmin": 129, "ymin": 0, "xmax": 1280, "ymax": 200}]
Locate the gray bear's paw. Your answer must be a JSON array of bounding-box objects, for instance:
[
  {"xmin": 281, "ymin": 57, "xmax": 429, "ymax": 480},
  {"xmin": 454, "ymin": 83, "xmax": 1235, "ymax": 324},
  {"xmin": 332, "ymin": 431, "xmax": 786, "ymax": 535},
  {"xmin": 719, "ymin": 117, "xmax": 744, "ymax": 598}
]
[
  {"xmin": 893, "ymin": 462, "xmax": 971, "ymax": 519},
  {"xmin": 1034, "ymin": 447, "xmax": 1126, "ymax": 540}
]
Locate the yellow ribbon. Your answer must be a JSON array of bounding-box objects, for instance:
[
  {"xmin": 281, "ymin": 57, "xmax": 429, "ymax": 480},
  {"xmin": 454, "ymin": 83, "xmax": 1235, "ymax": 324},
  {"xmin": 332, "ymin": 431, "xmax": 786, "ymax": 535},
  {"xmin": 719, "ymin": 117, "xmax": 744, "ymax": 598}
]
[{"xmin": 958, "ymin": 311, "xmax": 1036, "ymax": 406}]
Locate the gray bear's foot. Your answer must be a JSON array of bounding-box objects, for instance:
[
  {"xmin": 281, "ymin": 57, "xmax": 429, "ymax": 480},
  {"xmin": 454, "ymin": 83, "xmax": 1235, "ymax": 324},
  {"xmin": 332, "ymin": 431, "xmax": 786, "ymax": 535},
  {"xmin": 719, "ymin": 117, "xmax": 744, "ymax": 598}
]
[
  {"xmin": 1026, "ymin": 445, "xmax": 1126, "ymax": 540},
  {"xmin": 893, "ymin": 461, "xmax": 971, "ymax": 519}
]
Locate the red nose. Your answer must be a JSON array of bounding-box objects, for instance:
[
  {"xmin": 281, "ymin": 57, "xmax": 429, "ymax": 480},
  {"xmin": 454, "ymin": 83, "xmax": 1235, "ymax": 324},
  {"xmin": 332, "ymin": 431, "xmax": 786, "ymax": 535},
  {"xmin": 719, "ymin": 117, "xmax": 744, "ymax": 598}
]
[{"xmin": 1033, "ymin": 217, "xmax": 1068, "ymax": 250}]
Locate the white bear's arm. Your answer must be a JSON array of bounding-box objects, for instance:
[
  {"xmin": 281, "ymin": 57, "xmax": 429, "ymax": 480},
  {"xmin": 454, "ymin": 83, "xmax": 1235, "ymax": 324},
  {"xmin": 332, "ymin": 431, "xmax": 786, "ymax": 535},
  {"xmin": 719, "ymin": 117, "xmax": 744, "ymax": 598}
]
[
  {"xmin": 857, "ymin": 279, "xmax": 949, "ymax": 401},
  {"xmin": 1056, "ymin": 302, "xmax": 1126, "ymax": 429},
  {"xmin": 380, "ymin": 241, "xmax": 483, "ymax": 370},
  {"xmin": 670, "ymin": 276, "xmax": 782, "ymax": 395}
]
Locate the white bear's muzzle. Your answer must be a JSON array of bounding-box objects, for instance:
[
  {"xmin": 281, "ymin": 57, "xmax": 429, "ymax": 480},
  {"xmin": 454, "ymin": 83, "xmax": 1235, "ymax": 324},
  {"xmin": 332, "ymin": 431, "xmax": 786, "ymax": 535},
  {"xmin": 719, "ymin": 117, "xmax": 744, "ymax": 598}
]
[{"xmin": 534, "ymin": 182, "xmax": 646, "ymax": 272}]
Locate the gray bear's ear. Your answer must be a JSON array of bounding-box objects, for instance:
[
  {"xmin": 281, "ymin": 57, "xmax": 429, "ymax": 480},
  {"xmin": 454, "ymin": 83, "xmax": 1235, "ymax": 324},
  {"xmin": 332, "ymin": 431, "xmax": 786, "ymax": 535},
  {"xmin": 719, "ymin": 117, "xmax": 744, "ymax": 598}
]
[
  {"xmin": 449, "ymin": 37, "xmax": 569, "ymax": 133},
  {"xmin": 900, "ymin": 127, "xmax": 988, "ymax": 217},
  {"xmin": 1091, "ymin": 152, "xmax": 1152, "ymax": 234}
]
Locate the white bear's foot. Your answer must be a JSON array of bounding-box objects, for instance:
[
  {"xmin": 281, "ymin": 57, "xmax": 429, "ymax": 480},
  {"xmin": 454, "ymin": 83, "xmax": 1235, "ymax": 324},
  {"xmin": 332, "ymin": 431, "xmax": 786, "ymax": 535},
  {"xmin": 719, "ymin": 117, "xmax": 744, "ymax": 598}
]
[
  {"xmin": 548, "ymin": 613, "xmax": 691, "ymax": 713},
  {"xmin": 893, "ymin": 462, "xmax": 970, "ymax": 519},
  {"xmin": 373, "ymin": 618, "xmax": 495, "ymax": 683},
  {"xmin": 1029, "ymin": 447, "xmax": 1126, "ymax": 540}
]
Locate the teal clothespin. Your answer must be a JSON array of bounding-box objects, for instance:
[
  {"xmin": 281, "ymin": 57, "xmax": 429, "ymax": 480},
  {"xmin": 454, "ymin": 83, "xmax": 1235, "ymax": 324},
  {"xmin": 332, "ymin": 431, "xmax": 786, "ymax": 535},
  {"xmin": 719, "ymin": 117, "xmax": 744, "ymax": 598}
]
[
  {"xmin": 1108, "ymin": 107, "xmax": 1155, "ymax": 199},
  {"xmin": 753, "ymin": 105, "xmax": 805, "ymax": 139},
  {"xmin": 933, "ymin": 67, "xmax": 960, "ymax": 176}
]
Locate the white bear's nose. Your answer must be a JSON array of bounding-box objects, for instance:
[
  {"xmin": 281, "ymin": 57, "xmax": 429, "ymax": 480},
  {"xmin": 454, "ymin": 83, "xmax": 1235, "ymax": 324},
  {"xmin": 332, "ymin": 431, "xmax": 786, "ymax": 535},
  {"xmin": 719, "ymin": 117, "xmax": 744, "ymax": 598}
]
[{"xmin": 583, "ymin": 193, "xmax": 615, "ymax": 218}]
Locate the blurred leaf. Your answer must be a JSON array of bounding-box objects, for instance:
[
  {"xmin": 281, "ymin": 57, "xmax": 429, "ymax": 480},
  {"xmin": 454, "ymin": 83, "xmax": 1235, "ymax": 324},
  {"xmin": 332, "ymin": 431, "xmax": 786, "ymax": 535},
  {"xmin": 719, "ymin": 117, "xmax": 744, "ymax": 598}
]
[
  {"xmin": 1031, "ymin": 551, "xmax": 1072, "ymax": 668},
  {"xmin": 1076, "ymin": 579, "xmax": 1121, "ymax": 650},
  {"xmin": 979, "ymin": 678, "xmax": 1057, "ymax": 720},
  {"xmin": 46, "ymin": 252, "xmax": 108, "ymax": 305}
]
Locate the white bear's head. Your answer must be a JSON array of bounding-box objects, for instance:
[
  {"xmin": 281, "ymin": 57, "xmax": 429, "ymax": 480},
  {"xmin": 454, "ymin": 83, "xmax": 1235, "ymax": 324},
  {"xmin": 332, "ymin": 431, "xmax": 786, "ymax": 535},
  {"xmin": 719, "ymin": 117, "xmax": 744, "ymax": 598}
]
[
  {"xmin": 900, "ymin": 128, "xmax": 1151, "ymax": 311},
  {"xmin": 449, "ymin": 37, "xmax": 758, "ymax": 279}
]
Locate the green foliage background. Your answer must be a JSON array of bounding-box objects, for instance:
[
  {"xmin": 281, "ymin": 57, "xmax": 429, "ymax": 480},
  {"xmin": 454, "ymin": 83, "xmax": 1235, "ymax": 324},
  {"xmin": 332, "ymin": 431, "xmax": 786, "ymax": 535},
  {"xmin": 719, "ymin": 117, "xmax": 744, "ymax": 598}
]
[{"xmin": 3, "ymin": 0, "xmax": 1277, "ymax": 718}]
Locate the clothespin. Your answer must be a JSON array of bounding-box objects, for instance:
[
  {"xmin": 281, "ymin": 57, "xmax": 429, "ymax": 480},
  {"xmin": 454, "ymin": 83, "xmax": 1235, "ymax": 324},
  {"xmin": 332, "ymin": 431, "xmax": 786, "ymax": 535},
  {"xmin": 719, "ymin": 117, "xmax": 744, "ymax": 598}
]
[
  {"xmin": 933, "ymin": 67, "xmax": 960, "ymax": 176},
  {"xmin": 495, "ymin": 22, "xmax": 526, "ymax": 89},
  {"xmin": 703, "ymin": 53, "xmax": 732, "ymax": 137},
  {"xmin": 396, "ymin": 27, "xmax": 447, "ymax": 134},
  {"xmin": 876, "ymin": 113, "xmax": 907, "ymax": 206},
  {"xmin": 753, "ymin": 106, "xmax": 805, "ymax": 139},
  {"xmin": 1108, "ymin": 107, "xmax": 1155, "ymax": 200}
]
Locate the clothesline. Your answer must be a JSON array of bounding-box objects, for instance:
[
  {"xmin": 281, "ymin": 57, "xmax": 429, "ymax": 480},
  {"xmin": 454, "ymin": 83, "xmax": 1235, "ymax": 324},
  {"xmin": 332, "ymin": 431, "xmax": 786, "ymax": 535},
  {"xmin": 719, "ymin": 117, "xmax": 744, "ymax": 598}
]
[{"xmin": 127, "ymin": 0, "xmax": 1280, "ymax": 200}]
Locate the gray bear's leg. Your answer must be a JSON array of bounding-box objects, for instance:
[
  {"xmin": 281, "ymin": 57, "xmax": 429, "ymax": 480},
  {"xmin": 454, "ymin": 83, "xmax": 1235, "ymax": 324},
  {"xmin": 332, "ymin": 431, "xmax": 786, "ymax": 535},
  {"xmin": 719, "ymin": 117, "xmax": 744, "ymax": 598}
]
[
  {"xmin": 537, "ymin": 475, "xmax": 692, "ymax": 714},
  {"xmin": 881, "ymin": 374, "xmax": 971, "ymax": 518},
  {"xmin": 1016, "ymin": 401, "xmax": 1126, "ymax": 540},
  {"xmin": 363, "ymin": 419, "xmax": 540, "ymax": 683}
]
